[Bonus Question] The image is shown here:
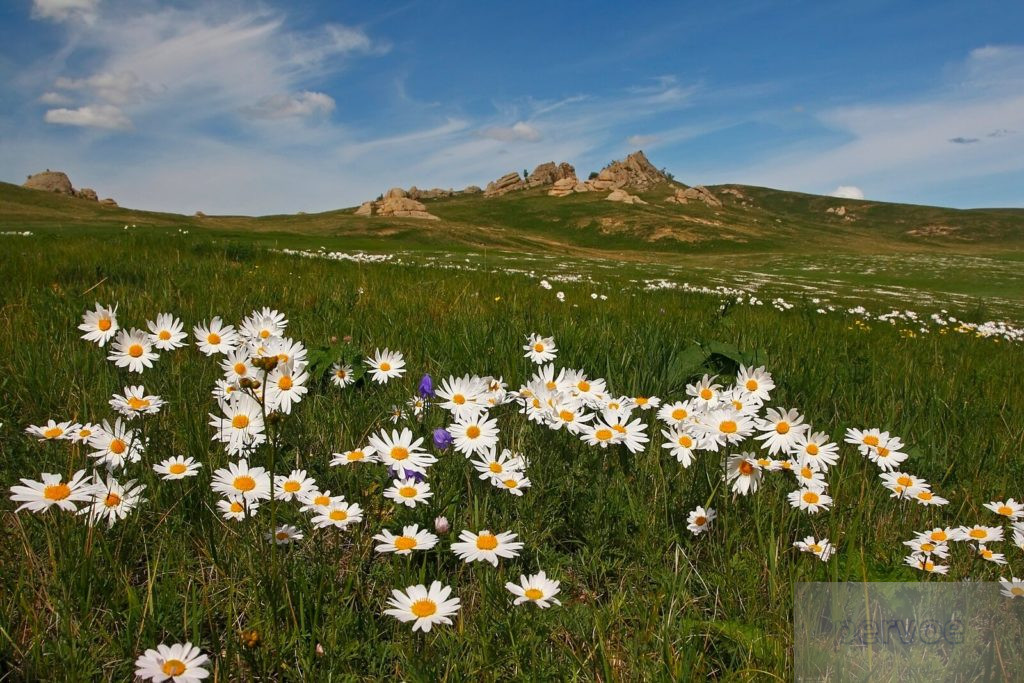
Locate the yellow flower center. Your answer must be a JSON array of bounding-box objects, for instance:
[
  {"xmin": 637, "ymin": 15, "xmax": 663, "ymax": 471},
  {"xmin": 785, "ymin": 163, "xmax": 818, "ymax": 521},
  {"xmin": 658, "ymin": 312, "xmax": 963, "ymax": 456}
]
[
  {"xmin": 924, "ymin": 561, "xmax": 935, "ymax": 571},
  {"xmin": 694, "ymin": 516, "xmax": 707, "ymax": 526},
  {"xmin": 802, "ymin": 491, "xmax": 820, "ymax": 504},
  {"xmin": 533, "ymin": 343, "xmax": 544, "ymax": 352},
  {"xmin": 128, "ymin": 344, "xmax": 144, "ymax": 358},
  {"xmin": 391, "ymin": 447, "xmax": 409, "ymax": 461},
  {"xmin": 43, "ymin": 483, "xmax": 71, "ymax": 501},
  {"xmin": 476, "ymin": 534, "xmax": 498, "ymax": 550},
  {"xmin": 930, "ymin": 531, "xmax": 948, "ymax": 542},
  {"xmin": 738, "ymin": 461, "xmax": 754, "ymax": 476},
  {"xmin": 699, "ymin": 388, "xmax": 713, "ymax": 400},
  {"xmin": 578, "ymin": 381, "xmax": 590, "ymax": 392},
  {"xmin": 314, "ymin": 495, "xmax": 330, "ymax": 506},
  {"xmin": 234, "ymin": 362, "xmax": 248, "ymax": 375},
  {"xmin": 169, "ymin": 463, "xmax": 187, "ymax": 475},
  {"xmin": 997, "ymin": 505, "xmax": 1013, "ymax": 516},
  {"xmin": 801, "ymin": 467, "xmax": 813, "ymax": 479},
  {"xmin": 234, "ymin": 476, "xmax": 256, "ymax": 492},
  {"xmin": 394, "ymin": 536, "xmax": 417, "ymax": 551},
  {"xmin": 159, "ymin": 330, "xmax": 171, "ymax": 340},
  {"xmin": 805, "ymin": 443, "xmax": 819, "ymax": 456},
  {"xmin": 969, "ymin": 528, "xmax": 986, "ymax": 539},
  {"xmin": 78, "ymin": 429, "xmax": 92, "ymax": 438},
  {"xmin": 104, "ymin": 493, "xmax": 121, "ymax": 507},
  {"xmin": 595, "ymin": 428, "xmax": 613, "ymax": 441},
  {"xmin": 162, "ymin": 660, "xmax": 186, "ymax": 676},
  {"xmin": 347, "ymin": 450, "xmax": 364, "ymax": 461},
  {"xmin": 810, "ymin": 544, "xmax": 822, "ymax": 554},
  {"xmin": 278, "ymin": 376, "xmax": 293, "ymax": 390},
  {"xmin": 863, "ymin": 435, "xmax": 879, "ymax": 447},
  {"xmin": 877, "ymin": 447, "xmax": 890, "ymax": 457},
  {"xmin": 399, "ymin": 486, "xmax": 417, "ymax": 498},
  {"xmin": 671, "ymin": 408, "xmax": 686, "ymax": 421},
  {"xmin": 230, "ymin": 501, "xmax": 244, "ymax": 513},
  {"xmin": 612, "ymin": 424, "xmax": 627, "ymax": 434},
  {"xmin": 745, "ymin": 379, "xmax": 758, "ymax": 391},
  {"xmin": 283, "ymin": 481, "xmax": 300, "ymax": 492},
  {"xmin": 917, "ymin": 491, "xmax": 933, "ymax": 501},
  {"xmin": 453, "ymin": 394, "xmax": 466, "ymax": 405},
  {"xmin": 276, "ymin": 531, "xmax": 290, "ymax": 540},
  {"xmin": 466, "ymin": 425, "xmax": 481, "ymax": 439},
  {"xmin": 109, "ymin": 439, "xmax": 126, "ymax": 455},
  {"xmin": 635, "ymin": 397, "xmax": 648, "ymax": 405},
  {"xmin": 379, "ymin": 362, "xmax": 391, "ymax": 372},
  {"xmin": 207, "ymin": 332, "xmax": 221, "ymax": 345},
  {"xmin": 98, "ymin": 318, "xmax": 112, "ymax": 331},
  {"xmin": 43, "ymin": 427, "xmax": 63, "ymax": 439},
  {"xmin": 260, "ymin": 329, "xmax": 271, "ymax": 339},
  {"xmin": 678, "ymin": 435, "xmax": 692, "ymax": 448},
  {"xmin": 489, "ymin": 462, "xmax": 503, "ymax": 473},
  {"xmin": 335, "ymin": 369, "xmax": 347, "ymax": 379},
  {"xmin": 127, "ymin": 397, "xmax": 150, "ymax": 410},
  {"xmin": 720, "ymin": 420, "xmax": 737, "ymax": 434},
  {"xmin": 897, "ymin": 475, "xmax": 913, "ymax": 487},
  {"xmin": 504, "ymin": 479, "xmax": 518, "ymax": 488},
  {"xmin": 411, "ymin": 599, "xmax": 437, "ymax": 618},
  {"xmin": 524, "ymin": 588, "xmax": 544, "ymax": 600},
  {"xmin": 329, "ymin": 509, "xmax": 348, "ymax": 521},
  {"xmin": 559, "ymin": 410, "xmax": 574, "ymax": 422},
  {"xmin": 545, "ymin": 381, "xmax": 557, "ymax": 391},
  {"xmin": 920, "ymin": 542, "xmax": 935, "ymax": 552},
  {"xmin": 232, "ymin": 415, "xmax": 250, "ymax": 429},
  {"xmin": 1012, "ymin": 587, "xmax": 1024, "ymax": 597},
  {"xmin": 776, "ymin": 421, "xmax": 790, "ymax": 434}
]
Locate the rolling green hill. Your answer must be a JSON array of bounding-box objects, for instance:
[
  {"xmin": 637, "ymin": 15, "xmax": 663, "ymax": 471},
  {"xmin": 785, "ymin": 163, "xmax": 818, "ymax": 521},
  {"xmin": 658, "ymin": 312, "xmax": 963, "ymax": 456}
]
[{"xmin": 2, "ymin": 178, "xmax": 1022, "ymax": 260}]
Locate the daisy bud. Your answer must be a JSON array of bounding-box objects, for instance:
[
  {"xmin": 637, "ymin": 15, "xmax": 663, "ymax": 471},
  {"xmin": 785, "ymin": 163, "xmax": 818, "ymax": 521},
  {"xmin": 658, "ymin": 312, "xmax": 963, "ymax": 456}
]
[
  {"xmin": 315, "ymin": 643, "xmax": 325, "ymax": 657},
  {"xmin": 434, "ymin": 516, "xmax": 450, "ymax": 534},
  {"xmin": 432, "ymin": 428, "xmax": 453, "ymax": 451}
]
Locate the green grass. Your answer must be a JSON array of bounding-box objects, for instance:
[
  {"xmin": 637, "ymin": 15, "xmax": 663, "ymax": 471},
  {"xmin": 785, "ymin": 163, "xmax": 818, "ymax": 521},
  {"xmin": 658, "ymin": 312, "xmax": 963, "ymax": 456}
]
[{"xmin": 1, "ymin": 226, "xmax": 1023, "ymax": 680}]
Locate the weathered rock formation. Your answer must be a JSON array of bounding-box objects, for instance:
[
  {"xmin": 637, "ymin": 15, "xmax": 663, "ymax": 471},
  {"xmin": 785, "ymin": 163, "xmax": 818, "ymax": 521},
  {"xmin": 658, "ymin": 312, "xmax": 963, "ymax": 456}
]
[
  {"xmin": 24, "ymin": 170, "xmax": 74, "ymax": 195},
  {"xmin": 605, "ymin": 188, "xmax": 648, "ymax": 205},
  {"xmin": 586, "ymin": 151, "xmax": 665, "ymax": 191},
  {"xmin": 485, "ymin": 161, "xmax": 576, "ymax": 196},
  {"xmin": 665, "ymin": 186, "xmax": 722, "ymax": 208},
  {"xmin": 23, "ymin": 170, "xmax": 114, "ymax": 205},
  {"xmin": 547, "ymin": 177, "xmax": 578, "ymax": 197},
  {"xmin": 826, "ymin": 205, "xmax": 847, "ymax": 216},
  {"xmin": 353, "ymin": 187, "xmax": 439, "ymax": 220}
]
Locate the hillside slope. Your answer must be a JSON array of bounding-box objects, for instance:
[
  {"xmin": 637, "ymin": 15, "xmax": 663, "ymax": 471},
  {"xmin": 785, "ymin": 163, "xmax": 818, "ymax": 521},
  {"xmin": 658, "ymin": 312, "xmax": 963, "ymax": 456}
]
[{"xmin": 1, "ymin": 178, "xmax": 1022, "ymax": 258}]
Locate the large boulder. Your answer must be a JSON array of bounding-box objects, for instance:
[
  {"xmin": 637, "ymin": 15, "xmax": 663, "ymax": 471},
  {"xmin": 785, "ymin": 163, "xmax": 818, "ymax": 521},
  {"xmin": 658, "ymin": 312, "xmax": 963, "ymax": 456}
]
[
  {"xmin": 461, "ymin": 185, "xmax": 482, "ymax": 195},
  {"xmin": 99, "ymin": 198, "xmax": 118, "ymax": 207},
  {"xmin": 76, "ymin": 187, "xmax": 98, "ymax": 201},
  {"xmin": 384, "ymin": 187, "xmax": 407, "ymax": 200},
  {"xmin": 24, "ymin": 171, "xmax": 74, "ymax": 195},
  {"xmin": 484, "ymin": 171, "xmax": 524, "ymax": 197},
  {"xmin": 354, "ymin": 201, "xmax": 374, "ymax": 216},
  {"xmin": 605, "ymin": 188, "xmax": 647, "ymax": 205},
  {"xmin": 585, "ymin": 151, "xmax": 666, "ymax": 192},
  {"xmin": 526, "ymin": 161, "xmax": 576, "ymax": 188},
  {"xmin": 377, "ymin": 195, "xmax": 439, "ymax": 220},
  {"xmin": 665, "ymin": 185, "xmax": 722, "ymax": 208},
  {"xmin": 547, "ymin": 177, "xmax": 578, "ymax": 197}
]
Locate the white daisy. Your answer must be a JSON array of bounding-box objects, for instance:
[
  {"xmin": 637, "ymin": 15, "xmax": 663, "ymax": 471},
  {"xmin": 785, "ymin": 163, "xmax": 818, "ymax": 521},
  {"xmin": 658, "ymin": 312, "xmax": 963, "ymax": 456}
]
[
  {"xmin": 78, "ymin": 473, "xmax": 146, "ymax": 528},
  {"xmin": 110, "ymin": 385, "xmax": 164, "ymax": 417},
  {"xmin": 790, "ymin": 431, "xmax": 840, "ymax": 471},
  {"xmin": 383, "ymin": 478, "xmax": 432, "ymax": 508},
  {"xmin": 193, "ymin": 316, "xmax": 239, "ymax": 356},
  {"xmin": 311, "ymin": 501, "xmax": 364, "ymax": 529},
  {"xmin": 9, "ymin": 469, "xmax": 92, "ymax": 513},
  {"xmin": 506, "ymin": 571, "xmax": 561, "ymax": 608},
  {"xmin": 794, "ymin": 536, "xmax": 834, "ymax": 561},
  {"xmin": 686, "ymin": 506, "xmax": 716, "ymax": 535},
  {"xmin": 725, "ymin": 453, "xmax": 762, "ymax": 496},
  {"xmin": 368, "ymin": 428, "xmax": 436, "ymax": 476},
  {"xmin": 210, "ymin": 459, "xmax": 271, "ymax": 502},
  {"xmin": 146, "ymin": 313, "xmax": 187, "ymax": 351},
  {"xmin": 329, "ymin": 446, "xmax": 379, "ymax": 466},
  {"xmin": 373, "ymin": 524, "xmax": 439, "ymax": 554},
  {"xmin": 25, "ymin": 419, "xmax": 74, "ymax": 441},
  {"xmin": 108, "ymin": 328, "xmax": 159, "ymax": 373},
  {"xmin": 217, "ymin": 495, "xmax": 259, "ymax": 521},
  {"xmin": 999, "ymin": 577, "xmax": 1024, "ymax": 599},
  {"xmin": 384, "ymin": 581, "xmax": 460, "ymax": 632},
  {"xmin": 153, "ymin": 456, "xmax": 202, "ymax": 480},
  {"xmin": 78, "ymin": 302, "xmax": 119, "ymax": 347},
  {"xmin": 493, "ymin": 470, "xmax": 531, "ymax": 496},
  {"xmin": 472, "ymin": 448, "xmax": 526, "ymax": 481},
  {"xmin": 134, "ymin": 641, "xmax": 209, "ymax": 683},
  {"xmin": 735, "ymin": 365, "xmax": 774, "ymax": 402},
  {"xmin": 274, "ymin": 469, "xmax": 316, "ymax": 501},
  {"xmin": 87, "ymin": 418, "xmax": 144, "ymax": 470},
  {"xmin": 435, "ymin": 374, "xmax": 488, "ymax": 418},
  {"xmin": 267, "ymin": 524, "xmax": 303, "ymax": 545},
  {"xmin": 365, "ymin": 348, "xmax": 406, "ymax": 384},
  {"xmin": 449, "ymin": 411, "xmax": 501, "ymax": 458},
  {"xmin": 754, "ymin": 407, "xmax": 808, "ymax": 456},
  {"xmin": 450, "ymin": 529, "xmax": 523, "ymax": 566},
  {"xmin": 788, "ymin": 487, "xmax": 833, "ymax": 513},
  {"xmin": 523, "ymin": 333, "xmax": 557, "ymax": 364},
  {"xmin": 220, "ymin": 348, "xmax": 256, "ymax": 384},
  {"xmin": 983, "ymin": 499, "xmax": 1024, "ymax": 520},
  {"xmin": 265, "ymin": 361, "xmax": 308, "ymax": 414},
  {"xmin": 209, "ymin": 393, "xmax": 266, "ymax": 455},
  {"xmin": 330, "ymin": 362, "xmax": 355, "ymax": 388}
]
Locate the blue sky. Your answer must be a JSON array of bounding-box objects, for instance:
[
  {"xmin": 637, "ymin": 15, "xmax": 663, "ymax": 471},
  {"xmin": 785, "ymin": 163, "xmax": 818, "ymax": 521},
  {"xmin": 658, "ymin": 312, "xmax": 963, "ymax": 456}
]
[{"xmin": 1, "ymin": 0, "xmax": 1023, "ymax": 214}]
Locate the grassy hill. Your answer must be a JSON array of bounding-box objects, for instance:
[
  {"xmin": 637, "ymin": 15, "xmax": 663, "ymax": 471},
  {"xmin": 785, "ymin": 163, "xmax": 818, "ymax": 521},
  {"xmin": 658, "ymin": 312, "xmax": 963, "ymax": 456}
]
[{"xmin": 2, "ymin": 179, "xmax": 1023, "ymax": 259}]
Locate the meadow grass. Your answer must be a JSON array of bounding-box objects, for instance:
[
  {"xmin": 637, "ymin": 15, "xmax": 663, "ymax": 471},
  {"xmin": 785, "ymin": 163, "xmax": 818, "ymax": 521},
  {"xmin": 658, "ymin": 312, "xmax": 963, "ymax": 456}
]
[{"xmin": 1, "ymin": 228, "xmax": 1022, "ymax": 680}]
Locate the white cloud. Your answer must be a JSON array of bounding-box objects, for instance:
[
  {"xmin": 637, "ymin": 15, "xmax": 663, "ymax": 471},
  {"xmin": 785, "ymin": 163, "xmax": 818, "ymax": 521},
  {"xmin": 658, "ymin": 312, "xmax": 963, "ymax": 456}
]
[
  {"xmin": 478, "ymin": 121, "xmax": 542, "ymax": 142},
  {"xmin": 32, "ymin": 0, "xmax": 98, "ymax": 23},
  {"xmin": 44, "ymin": 104, "xmax": 131, "ymax": 129},
  {"xmin": 38, "ymin": 91, "xmax": 71, "ymax": 105},
  {"xmin": 54, "ymin": 71, "xmax": 152, "ymax": 106},
  {"xmin": 627, "ymin": 134, "xmax": 661, "ymax": 147},
  {"xmin": 243, "ymin": 91, "xmax": 336, "ymax": 120},
  {"xmin": 830, "ymin": 185, "xmax": 864, "ymax": 200}
]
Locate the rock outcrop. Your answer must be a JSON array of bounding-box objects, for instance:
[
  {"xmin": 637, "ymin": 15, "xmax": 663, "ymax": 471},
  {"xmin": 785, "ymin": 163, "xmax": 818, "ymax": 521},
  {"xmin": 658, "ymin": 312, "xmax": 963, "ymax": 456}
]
[
  {"xmin": 665, "ymin": 186, "xmax": 722, "ymax": 208},
  {"xmin": 24, "ymin": 171, "xmax": 74, "ymax": 195},
  {"xmin": 484, "ymin": 171, "xmax": 524, "ymax": 197},
  {"xmin": 23, "ymin": 170, "xmax": 115, "ymax": 205},
  {"xmin": 586, "ymin": 151, "xmax": 665, "ymax": 192},
  {"xmin": 605, "ymin": 188, "xmax": 647, "ymax": 205},
  {"xmin": 826, "ymin": 205, "xmax": 847, "ymax": 216},
  {"xmin": 547, "ymin": 177, "xmax": 578, "ymax": 197},
  {"xmin": 485, "ymin": 161, "xmax": 576, "ymax": 197},
  {"xmin": 353, "ymin": 188, "xmax": 439, "ymax": 220}
]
